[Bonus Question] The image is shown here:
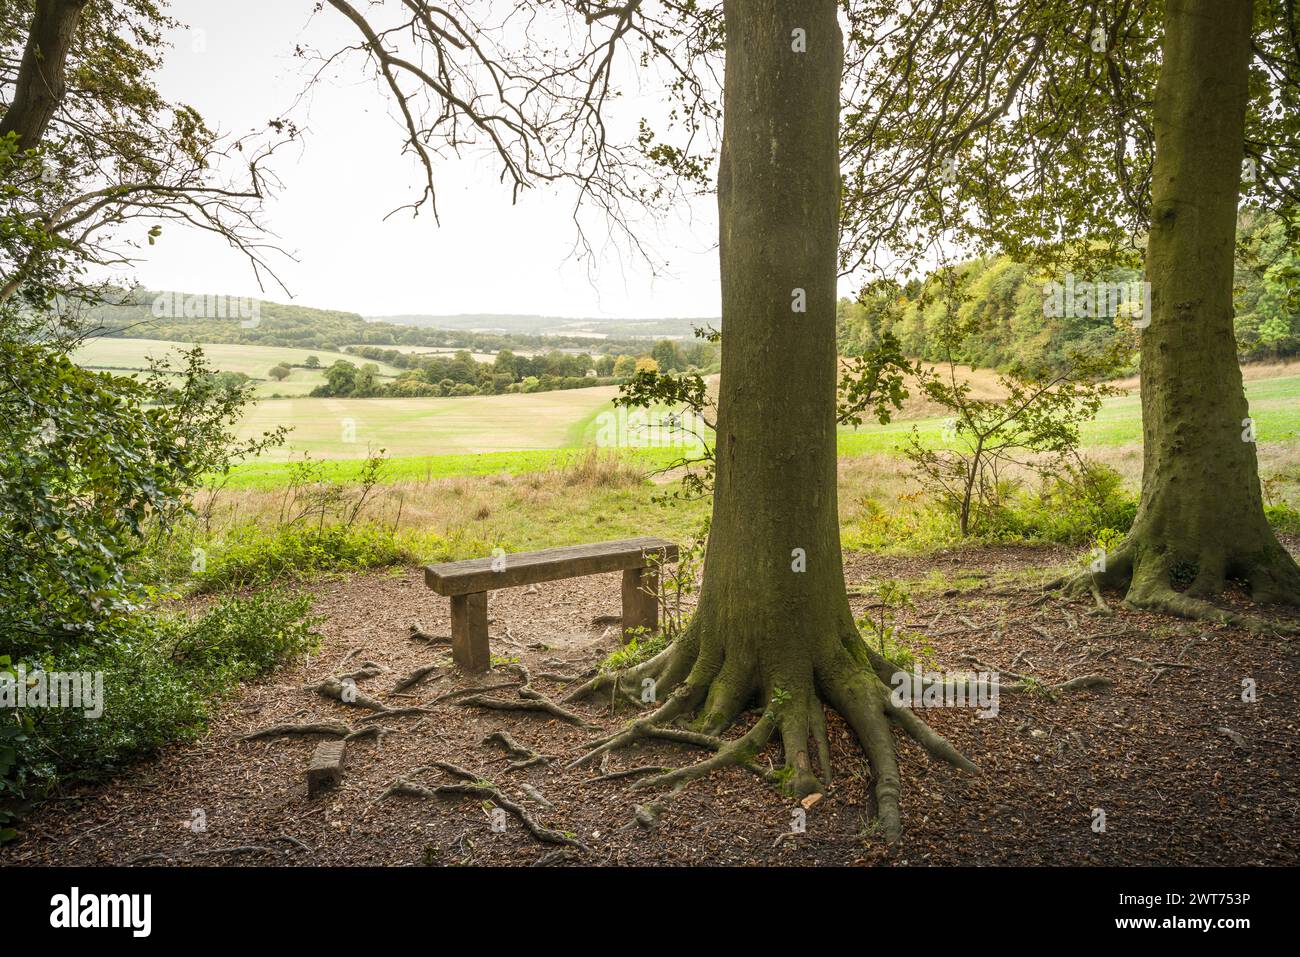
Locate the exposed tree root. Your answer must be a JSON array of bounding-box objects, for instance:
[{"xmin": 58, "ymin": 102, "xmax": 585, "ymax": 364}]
[
  {"xmin": 377, "ymin": 761, "xmax": 586, "ymax": 850},
  {"xmin": 631, "ymin": 710, "xmax": 780, "ymax": 793},
  {"xmin": 459, "ymin": 694, "xmax": 596, "ymax": 728},
  {"xmin": 564, "ymin": 619, "xmax": 978, "ymax": 842},
  {"xmin": 1054, "ymin": 538, "xmax": 1300, "ymax": 635},
  {"xmin": 306, "ymin": 677, "xmax": 389, "ymax": 712},
  {"xmin": 391, "ymin": 663, "xmax": 442, "ymax": 693},
  {"xmin": 130, "ymin": 835, "xmax": 309, "ymax": 866},
  {"xmin": 408, "ymin": 621, "xmax": 451, "ymax": 644},
  {"xmin": 457, "ymin": 661, "xmax": 597, "ymax": 727},
  {"xmin": 955, "ymin": 655, "xmax": 1114, "ymax": 698},
  {"xmin": 481, "ymin": 730, "xmax": 552, "ymax": 770},
  {"xmin": 335, "ymin": 661, "xmax": 386, "ymax": 683},
  {"xmin": 519, "ymin": 783, "xmax": 554, "ymax": 809},
  {"xmin": 243, "ymin": 720, "xmax": 353, "ymax": 741},
  {"xmin": 344, "ymin": 725, "xmax": 394, "ymax": 744},
  {"xmin": 564, "ymin": 641, "xmax": 679, "ymax": 709},
  {"xmin": 532, "ymin": 848, "xmax": 579, "ymax": 866}
]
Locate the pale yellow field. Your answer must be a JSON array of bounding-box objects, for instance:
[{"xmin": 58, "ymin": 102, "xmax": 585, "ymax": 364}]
[
  {"xmin": 237, "ymin": 387, "xmax": 622, "ymax": 460},
  {"xmin": 73, "ymin": 337, "xmax": 404, "ymax": 396}
]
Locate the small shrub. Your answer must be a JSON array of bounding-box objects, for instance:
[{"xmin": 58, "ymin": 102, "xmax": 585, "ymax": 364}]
[
  {"xmin": 1265, "ymin": 502, "xmax": 1300, "ymax": 534},
  {"xmin": 196, "ymin": 522, "xmax": 414, "ymax": 591},
  {"xmin": 843, "ymin": 493, "xmax": 959, "ymax": 552},
  {"xmin": 2, "ymin": 591, "xmax": 321, "ymax": 826},
  {"xmin": 601, "ymin": 628, "xmax": 669, "ymax": 673},
  {"xmin": 1011, "ymin": 460, "xmax": 1138, "ymax": 545}
]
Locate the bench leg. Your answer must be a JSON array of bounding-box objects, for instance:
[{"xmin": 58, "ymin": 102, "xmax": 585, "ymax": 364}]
[
  {"xmin": 450, "ymin": 592, "xmax": 490, "ymax": 673},
  {"xmin": 621, "ymin": 566, "xmax": 659, "ymax": 644}
]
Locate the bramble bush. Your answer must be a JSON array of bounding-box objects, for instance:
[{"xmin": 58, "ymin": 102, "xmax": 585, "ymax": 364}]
[{"xmin": 2, "ymin": 591, "xmax": 319, "ymax": 838}]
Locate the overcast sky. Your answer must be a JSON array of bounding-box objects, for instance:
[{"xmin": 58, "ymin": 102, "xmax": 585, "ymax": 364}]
[{"xmin": 133, "ymin": 0, "xmax": 726, "ymax": 320}]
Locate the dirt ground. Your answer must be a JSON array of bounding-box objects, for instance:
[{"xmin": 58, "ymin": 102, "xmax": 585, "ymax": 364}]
[{"xmin": 8, "ymin": 542, "xmax": 1300, "ymax": 867}]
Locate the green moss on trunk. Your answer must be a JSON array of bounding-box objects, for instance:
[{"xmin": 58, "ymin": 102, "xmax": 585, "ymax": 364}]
[{"xmin": 1096, "ymin": 0, "xmax": 1300, "ymax": 613}]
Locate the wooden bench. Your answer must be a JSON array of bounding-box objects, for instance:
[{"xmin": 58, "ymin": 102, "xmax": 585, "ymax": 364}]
[{"xmin": 424, "ymin": 537, "xmax": 679, "ymax": 673}]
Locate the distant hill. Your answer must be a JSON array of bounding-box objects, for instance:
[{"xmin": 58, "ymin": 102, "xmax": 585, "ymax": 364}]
[
  {"xmin": 366, "ymin": 313, "xmax": 715, "ymax": 339},
  {"xmin": 81, "ymin": 289, "xmax": 717, "ymax": 355}
]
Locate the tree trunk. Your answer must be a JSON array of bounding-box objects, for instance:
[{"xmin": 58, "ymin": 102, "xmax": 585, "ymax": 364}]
[
  {"xmin": 0, "ymin": 0, "xmax": 90, "ymax": 152},
  {"xmin": 1087, "ymin": 0, "xmax": 1300, "ymax": 618},
  {"xmin": 572, "ymin": 0, "xmax": 972, "ymax": 842}
]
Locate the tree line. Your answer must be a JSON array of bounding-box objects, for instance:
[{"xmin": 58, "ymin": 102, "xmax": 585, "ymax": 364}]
[
  {"xmin": 311, "ymin": 338, "xmax": 715, "ymax": 398},
  {"xmin": 838, "ymin": 211, "xmax": 1299, "ymax": 372}
]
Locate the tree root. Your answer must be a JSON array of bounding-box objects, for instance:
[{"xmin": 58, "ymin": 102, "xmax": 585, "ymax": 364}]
[
  {"xmin": 377, "ymin": 761, "xmax": 586, "ymax": 850},
  {"xmin": 956, "ymin": 655, "xmax": 1113, "ymax": 698},
  {"xmin": 459, "ymin": 694, "xmax": 596, "ymax": 727},
  {"xmin": 1123, "ymin": 586, "xmax": 1300, "ymax": 635},
  {"xmin": 408, "ymin": 621, "xmax": 451, "ymax": 644},
  {"xmin": 391, "ymin": 663, "xmax": 442, "ymax": 693},
  {"xmin": 563, "ymin": 619, "xmax": 982, "ymax": 842},
  {"xmin": 563, "ymin": 642, "xmax": 678, "ymax": 708},
  {"xmin": 457, "ymin": 661, "xmax": 597, "ymax": 727},
  {"xmin": 1052, "ymin": 540, "xmax": 1300, "ymax": 635},
  {"xmin": 532, "ymin": 848, "xmax": 579, "ymax": 866},
  {"xmin": 630, "ymin": 711, "xmax": 780, "ymax": 793},
  {"xmin": 305, "ymin": 678, "xmax": 389, "ymax": 712},
  {"xmin": 130, "ymin": 835, "xmax": 309, "ymax": 866},
  {"xmin": 335, "ymin": 661, "xmax": 386, "ymax": 683},
  {"xmin": 519, "ymin": 783, "xmax": 554, "ymax": 809},
  {"xmin": 565, "ymin": 685, "xmax": 706, "ymax": 770},
  {"xmin": 344, "ymin": 725, "xmax": 394, "ymax": 744},
  {"xmin": 243, "ymin": 720, "xmax": 353, "ymax": 741},
  {"xmin": 481, "ymin": 730, "xmax": 552, "ymax": 770}
]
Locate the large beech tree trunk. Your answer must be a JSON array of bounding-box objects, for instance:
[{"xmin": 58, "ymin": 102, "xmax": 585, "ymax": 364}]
[
  {"xmin": 1088, "ymin": 0, "xmax": 1300, "ymax": 618},
  {"xmin": 574, "ymin": 0, "xmax": 972, "ymax": 842}
]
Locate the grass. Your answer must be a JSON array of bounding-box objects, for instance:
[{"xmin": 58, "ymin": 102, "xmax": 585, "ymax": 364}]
[
  {"xmin": 837, "ymin": 372, "xmax": 1300, "ymax": 455},
  {"xmin": 184, "ymin": 450, "xmax": 711, "ymax": 576},
  {"xmin": 213, "ymin": 367, "xmax": 1300, "ymax": 478}
]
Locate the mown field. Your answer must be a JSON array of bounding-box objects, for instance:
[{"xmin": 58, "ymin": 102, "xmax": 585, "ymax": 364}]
[
  {"xmin": 232, "ymin": 386, "xmax": 624, "ymax": 461},
  {"xmin": 222, "ymin": 368, "xmax": 1300, "ymax": 492},
  {"xmin": 73, "ymin": 337, "xmax": 404, "ymax": 397}
]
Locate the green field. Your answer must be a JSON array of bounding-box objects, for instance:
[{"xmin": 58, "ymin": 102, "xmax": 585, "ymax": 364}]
[
  {"xmin": 223, "ymin": 371, "xmax": 1300, "ymax": 489},
  {"xmin": 836, "ymin": 373, "xmax": 1300, "ymax": 456},
  {"xmin": 73, "ymin": 337, "xmax": 404, "ymax": 397}
]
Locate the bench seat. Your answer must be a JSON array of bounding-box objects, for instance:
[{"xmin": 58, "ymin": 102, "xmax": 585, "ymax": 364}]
[{"xmin": 424, "ymin": 537, "xmax": 679, "ymax": 672}]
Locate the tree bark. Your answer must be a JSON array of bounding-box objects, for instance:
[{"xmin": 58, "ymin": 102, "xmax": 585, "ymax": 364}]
[
  {"xmin": 1086, "ymin": 0, "xmax": 1300, "ymax": 618},
  {"xmin": 1, "ymin": 0, "xmax": 91, "ymax": 152},
  {"xmin": 574, "ymin": 0, "xmax": 972, "ymax": 841}
]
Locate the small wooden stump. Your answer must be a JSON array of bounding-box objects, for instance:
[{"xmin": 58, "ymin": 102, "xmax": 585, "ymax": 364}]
[{"xmin": 306, "ymin": 739, "xmax": 346, "ymax": 796}]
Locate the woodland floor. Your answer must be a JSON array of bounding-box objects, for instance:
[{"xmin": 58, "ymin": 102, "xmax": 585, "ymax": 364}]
[{"xmin": 8, "ymin": 541, "xmax": 1300, "ymax": 867}]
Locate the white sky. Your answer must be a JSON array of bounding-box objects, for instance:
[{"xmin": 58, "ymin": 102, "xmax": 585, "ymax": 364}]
[{"xmin": 132, "ymin": 0, "xmax": 727, "ymax": 320}]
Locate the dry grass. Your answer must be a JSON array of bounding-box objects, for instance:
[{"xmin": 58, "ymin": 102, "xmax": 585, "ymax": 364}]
[
  {"xmin": 1110, "ymin": 358, "xmax": 1300, "ymax": 392},
  {"xmin": 191, "ymin": 449, "xmax": 697, "ymax": 565}
]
